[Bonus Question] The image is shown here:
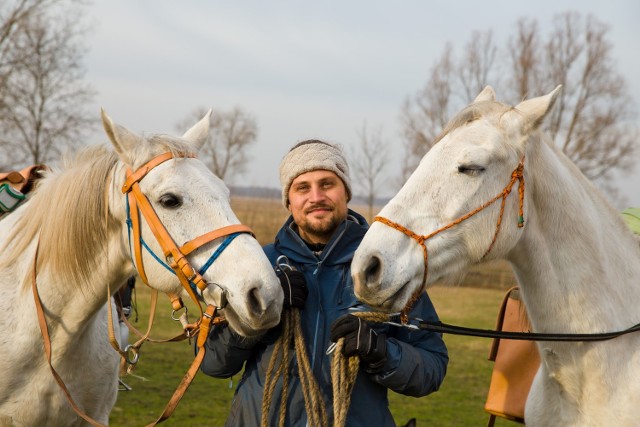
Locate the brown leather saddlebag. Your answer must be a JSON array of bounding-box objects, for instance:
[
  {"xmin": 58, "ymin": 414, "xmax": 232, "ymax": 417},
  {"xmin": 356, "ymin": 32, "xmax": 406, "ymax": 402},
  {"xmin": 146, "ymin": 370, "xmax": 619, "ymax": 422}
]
[{"xmin": 484, "ymin": 287, "xmax": 540, "ymax": 426}]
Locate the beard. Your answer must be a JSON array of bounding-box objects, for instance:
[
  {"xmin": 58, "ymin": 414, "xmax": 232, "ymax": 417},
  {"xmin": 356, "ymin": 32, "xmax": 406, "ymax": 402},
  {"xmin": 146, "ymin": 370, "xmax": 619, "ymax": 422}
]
[{"xmin": 298, "ymin": 204, "xmax": 345, "ymax": 242}]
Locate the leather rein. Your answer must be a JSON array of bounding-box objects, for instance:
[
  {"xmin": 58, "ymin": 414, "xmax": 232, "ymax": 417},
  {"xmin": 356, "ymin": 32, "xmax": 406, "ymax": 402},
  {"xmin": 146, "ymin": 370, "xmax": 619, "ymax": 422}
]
[
  {"xmin": 375, "ymin": 156, "xmax": 640, "ymax": 343},
  {"xmin": 31, "ymin": 151, "xmax": 252, "ymax": 427}
]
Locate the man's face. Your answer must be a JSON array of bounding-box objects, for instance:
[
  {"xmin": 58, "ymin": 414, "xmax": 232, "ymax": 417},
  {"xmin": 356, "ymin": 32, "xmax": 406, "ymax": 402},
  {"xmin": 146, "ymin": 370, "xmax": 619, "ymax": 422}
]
[{"xmin": 288, "ymin": 169, "xmax": 349, "ymax": 244}]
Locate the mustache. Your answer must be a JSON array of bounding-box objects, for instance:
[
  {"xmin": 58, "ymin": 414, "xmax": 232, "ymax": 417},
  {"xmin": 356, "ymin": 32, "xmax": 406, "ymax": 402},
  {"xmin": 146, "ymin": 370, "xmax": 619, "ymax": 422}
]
[{"xmin": 305, "ymin": 203, "xmax": 334, "ymax": 213}]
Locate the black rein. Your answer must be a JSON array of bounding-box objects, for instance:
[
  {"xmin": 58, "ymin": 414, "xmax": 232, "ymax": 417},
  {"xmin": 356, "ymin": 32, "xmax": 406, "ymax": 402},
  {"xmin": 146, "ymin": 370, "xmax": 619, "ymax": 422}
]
[{"xmin": 418, "ymin": 320, "xmax": 640, "ymax": 342}]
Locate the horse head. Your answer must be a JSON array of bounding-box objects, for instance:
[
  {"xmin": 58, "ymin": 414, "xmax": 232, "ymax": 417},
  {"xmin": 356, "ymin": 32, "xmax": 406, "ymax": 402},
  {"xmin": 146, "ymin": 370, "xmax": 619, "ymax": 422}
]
[
  {"xmin": 352, "ymin": 86, "xmax": 561, "ymax": 312},
  {"xmin": 102, "ymin": 110, "xmax": 283, "ymax": 337}
]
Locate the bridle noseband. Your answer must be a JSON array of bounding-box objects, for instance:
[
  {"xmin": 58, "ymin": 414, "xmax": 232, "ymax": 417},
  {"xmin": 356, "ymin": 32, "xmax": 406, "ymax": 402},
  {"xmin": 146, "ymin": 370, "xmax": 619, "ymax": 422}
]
[
  {"xmin": 122, "ymin": 151, "xmax": 255, "ymax": 311},
  {"xmin": 375, "ymin": 157, "xmax": 526, "ymax": 321}
]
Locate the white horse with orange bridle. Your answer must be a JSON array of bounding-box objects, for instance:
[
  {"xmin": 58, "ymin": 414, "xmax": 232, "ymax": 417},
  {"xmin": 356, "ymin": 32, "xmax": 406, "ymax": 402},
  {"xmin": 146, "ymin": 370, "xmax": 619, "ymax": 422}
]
[
  {"xmin": 352, "ymin": 86, "xmax": 640, "ymax": 426},
  {"xmin": 0, "ymin": 111, "xmax": 282, "ymax": 426}
]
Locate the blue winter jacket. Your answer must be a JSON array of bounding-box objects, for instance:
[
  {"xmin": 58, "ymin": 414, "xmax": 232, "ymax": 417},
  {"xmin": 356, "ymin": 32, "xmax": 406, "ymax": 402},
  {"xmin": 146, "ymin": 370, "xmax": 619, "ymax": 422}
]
[{"xmin": 200, "ymin": 210, "xmax": 448, "ymax": 426}]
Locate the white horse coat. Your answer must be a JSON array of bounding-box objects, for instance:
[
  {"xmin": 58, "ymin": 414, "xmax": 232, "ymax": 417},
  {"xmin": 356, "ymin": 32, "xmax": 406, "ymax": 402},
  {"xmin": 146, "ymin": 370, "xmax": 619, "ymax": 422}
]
[
  {"xmin": 352, "ymin": 87, "xmax": 640, "ymax": 426},
  {"xmin": 0, "ymin": 112, "xmax": 282, "ymax": 426}
]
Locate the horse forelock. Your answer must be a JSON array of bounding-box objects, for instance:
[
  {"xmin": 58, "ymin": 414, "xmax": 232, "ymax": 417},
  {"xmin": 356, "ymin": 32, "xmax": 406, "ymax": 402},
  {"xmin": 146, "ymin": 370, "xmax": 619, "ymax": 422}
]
[
  {"xmin": 132, "ymin": 133, "xmax": 198, "ymax": 169},
  {"xmin": 433, "ymin": 101, "xmax": 512, "ymax": 145},
  {"xmin": 2, "ymin": 145, "xmax": 119, "ymax": 290}
]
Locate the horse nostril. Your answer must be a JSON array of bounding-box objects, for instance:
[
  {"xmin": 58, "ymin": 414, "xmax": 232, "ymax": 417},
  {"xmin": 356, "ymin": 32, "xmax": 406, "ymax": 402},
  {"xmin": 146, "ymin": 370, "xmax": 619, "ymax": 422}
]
[
  {"xmin": 364, "ymin": 255, "xmax": 382, "ymax": 284},
  {"xmin": 247, "ymin": 286, "xmax": 265, "ymax": 318}
]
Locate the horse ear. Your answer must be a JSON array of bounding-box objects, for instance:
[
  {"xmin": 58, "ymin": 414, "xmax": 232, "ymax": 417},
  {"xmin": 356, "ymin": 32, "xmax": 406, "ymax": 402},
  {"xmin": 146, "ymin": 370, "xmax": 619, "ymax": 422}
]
[
  {"xmin": 182, "ymin": 109, "xmax": 211, "ymax": 151},
  {"xmin": 473, "ymin": 86, "xmax": 496, "ymax": 103},
  {"xmin": 514, "ymin": 85, "xmax": 562, "ymax": 130},
  {"xmin": 101, "ymin": 108, "xmax": 139, "ymax": 167}
]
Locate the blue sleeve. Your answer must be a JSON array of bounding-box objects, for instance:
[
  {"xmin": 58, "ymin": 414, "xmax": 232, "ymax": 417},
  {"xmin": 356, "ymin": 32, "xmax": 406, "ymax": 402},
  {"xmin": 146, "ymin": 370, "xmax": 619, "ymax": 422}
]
[
  {"xmin": 199, "ymin": 244, "xmax": 279, "ymax": 378},
  {"xmin": 370, "ymin": 292, "xmax": 449, "ymax": 397},
  {"xmin": 199, "ymin": 323, "xmax": 262, "ymax": 378}
]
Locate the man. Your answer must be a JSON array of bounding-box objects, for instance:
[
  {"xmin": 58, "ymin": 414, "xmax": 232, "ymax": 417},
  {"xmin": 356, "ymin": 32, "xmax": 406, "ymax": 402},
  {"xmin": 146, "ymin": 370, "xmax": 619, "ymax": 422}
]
[{"xmin": 200, "ymin": 140, "xmax": 448, "ymax": 426}]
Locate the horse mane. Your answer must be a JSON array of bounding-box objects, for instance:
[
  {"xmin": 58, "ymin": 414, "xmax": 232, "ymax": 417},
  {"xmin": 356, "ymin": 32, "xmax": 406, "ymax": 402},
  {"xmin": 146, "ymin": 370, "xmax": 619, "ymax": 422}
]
[
  {"xmin": 433, "ymin": 101, "xmax": 512, "ymax": 144},
  {"xmin": 0, "ymin": 145, "xmax": 118, "ymax": 290},
  {"xmin": 1, "ymin": 134, "xmax": 197, "ymax": 290}
]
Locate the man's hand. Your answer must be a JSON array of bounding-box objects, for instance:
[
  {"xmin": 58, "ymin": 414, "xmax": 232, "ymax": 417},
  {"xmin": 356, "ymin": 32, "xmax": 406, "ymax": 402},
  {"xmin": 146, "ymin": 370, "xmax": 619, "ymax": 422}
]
[
  {"xmin": 330, "ymin": 314, "xmax": 387, "ymax": 372},
  {"xmin": 278, "ymin": 269, "xmax": 308, "ymax": 310}
]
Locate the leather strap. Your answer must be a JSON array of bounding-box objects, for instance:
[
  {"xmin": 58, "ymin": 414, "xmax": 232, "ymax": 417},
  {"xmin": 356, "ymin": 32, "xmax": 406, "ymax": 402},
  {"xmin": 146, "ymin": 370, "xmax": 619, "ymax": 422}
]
[
  {"xmin": 0, "ymin": 164, "xmax": 47, "ymax": 193},
  {"xmin": 180, "ymin": 224, "xmax": 254, "ymax": 255},
  {"xmin": 121, "ymin": 152, "xmax": 194, "ymax": 193},
  {"xmin": 127, "ymin": 179, "xmax": 203, "ymax": 312},
  {"xmin": 488, "ymin": 286, "xmax": 519, "ymax": 360},
  {"xmin": 144, "ymin": 305, "xmax": 221, "ymax": 427},
  {"xmin": 32, "ymin": 242, "xmax": 107, "ymax": 427},
  {"xmin": 129, "ymin": 193, "xmax": 149, "ymax": 284}
]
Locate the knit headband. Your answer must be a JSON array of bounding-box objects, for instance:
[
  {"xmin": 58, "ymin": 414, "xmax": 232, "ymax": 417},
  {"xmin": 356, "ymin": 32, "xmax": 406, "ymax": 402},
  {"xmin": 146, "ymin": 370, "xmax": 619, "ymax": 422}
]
[{"xmin": 279, "ymin": 140, "xmax": 352, "ymax": 207}]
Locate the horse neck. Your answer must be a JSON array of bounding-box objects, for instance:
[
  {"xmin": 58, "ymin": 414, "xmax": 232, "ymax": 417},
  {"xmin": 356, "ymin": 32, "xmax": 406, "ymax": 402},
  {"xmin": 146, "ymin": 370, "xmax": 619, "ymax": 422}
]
[
  {"xmin": 12, "ymin": 152, "xmax": 133, "ymax": 335},
  {"xmin": 508, "ymin": 140, "xmax": 640, "ymax": 333}
]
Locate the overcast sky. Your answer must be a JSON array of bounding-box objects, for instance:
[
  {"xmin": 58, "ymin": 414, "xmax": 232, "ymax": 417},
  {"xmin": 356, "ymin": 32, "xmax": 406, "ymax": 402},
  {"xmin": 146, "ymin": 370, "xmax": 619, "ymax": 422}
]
[{"xmin": 84, "ymin": 1, "xmax": 640, "ymax": 209}]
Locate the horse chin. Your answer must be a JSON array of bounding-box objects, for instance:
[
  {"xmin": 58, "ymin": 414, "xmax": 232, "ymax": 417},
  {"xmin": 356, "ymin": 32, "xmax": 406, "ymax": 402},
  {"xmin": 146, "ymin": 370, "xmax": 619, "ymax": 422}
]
[
  {"xmin": 220, "ymin": 305, "xmax": 280, "ymax": 338},
  {"xmin": 359, "ymin": 279, "xmax": 419, "ymax": 314},
  {"xmin": 385, "ymin": 281, "xmax": 422, "ymax": 313}
]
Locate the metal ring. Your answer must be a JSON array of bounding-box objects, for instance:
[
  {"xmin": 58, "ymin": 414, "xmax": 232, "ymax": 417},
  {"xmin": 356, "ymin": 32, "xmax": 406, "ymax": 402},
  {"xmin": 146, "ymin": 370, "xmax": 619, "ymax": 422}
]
[
  {"xmin": 276, "ymin": 255, "xmax": 294, "ymax": 271},
  {"xmin": 172, "ymin": 306, "xmax": 188, "ymax": 321},
  {"xmin": 209, "ymin": 282, "xmax": 228, "ymax": 309},
  {"xmin": 124, "ymin": 344, "xmax": 140, "ymax": 365}
]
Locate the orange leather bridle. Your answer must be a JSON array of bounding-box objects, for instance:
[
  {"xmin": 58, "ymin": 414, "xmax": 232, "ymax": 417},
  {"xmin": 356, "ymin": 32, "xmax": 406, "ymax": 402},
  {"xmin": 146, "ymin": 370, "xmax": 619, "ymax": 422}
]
[
  {"xmin": 374, "ymin": 157, "xmax": 526, "ymax": 322},
  {"xmin": 122, "ymin": 151, "xmax": 254, "ymax": 313},
  {"xmin": 31, "ymin": 150, "xmax": 255, "ymax": 427}
]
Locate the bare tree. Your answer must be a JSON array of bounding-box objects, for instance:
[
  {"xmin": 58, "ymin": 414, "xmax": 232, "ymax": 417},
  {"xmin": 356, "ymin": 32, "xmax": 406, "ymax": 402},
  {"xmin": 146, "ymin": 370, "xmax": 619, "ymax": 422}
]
[
  {"xmin": 400, "ymin": 44, "xmax": 454, "ymax": 180},
  {"xmin": 506, "ymin": 18, "xmax": 543, "ymax": 101},
  {"xmin": 400, "ymin": 12, "xmax": 639, "ymax": 195},
  {"xmin": 0, "ymin": 0, "xmax": 94, "ymax": 169},
  {"xmin": 0, "ymin": 1, "xmax": 53, "ymax": 94},
  {"xmin": 176, "ymin": 106, "xmax": 257, "ymax": 182},
  {"xmin": 543, "ymin": 13, "xmax": 636, "ymax": 184},
  {"xmin": 349, "ymin": 122, "xmax": 389, "ymax": 220},
  {"xmin": 459, "ymin": 29, "xmax": 499, "ymax": 102}
]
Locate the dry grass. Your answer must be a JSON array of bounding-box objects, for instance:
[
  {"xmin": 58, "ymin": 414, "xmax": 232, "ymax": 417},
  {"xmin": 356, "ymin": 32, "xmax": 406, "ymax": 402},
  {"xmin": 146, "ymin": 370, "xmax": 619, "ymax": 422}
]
[
  {"xmin": 230, "ymin": 197, "xmax": 290, "ymax": 245},
  {"xmin": 231, "ymin": 196, "xmax": 517, "ymax": 290}
]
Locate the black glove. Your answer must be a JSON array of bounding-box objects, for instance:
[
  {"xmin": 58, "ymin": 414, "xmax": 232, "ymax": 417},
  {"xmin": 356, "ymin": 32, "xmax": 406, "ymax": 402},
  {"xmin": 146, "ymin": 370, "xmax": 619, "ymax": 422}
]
[
  {"xmin": 278, "ymin": 269, "xmax": 308, "ymax": 310},
  {"xmin": 330, "ymin": 314, "xmax": 387, "ymax": 372}
]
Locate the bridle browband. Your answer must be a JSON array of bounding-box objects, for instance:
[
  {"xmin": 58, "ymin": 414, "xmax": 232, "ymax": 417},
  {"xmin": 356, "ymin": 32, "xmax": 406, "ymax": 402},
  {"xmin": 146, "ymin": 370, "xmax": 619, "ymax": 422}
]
[{"xmin": 375, "ymin": 156, "xmax": 526, "ymax": 322}]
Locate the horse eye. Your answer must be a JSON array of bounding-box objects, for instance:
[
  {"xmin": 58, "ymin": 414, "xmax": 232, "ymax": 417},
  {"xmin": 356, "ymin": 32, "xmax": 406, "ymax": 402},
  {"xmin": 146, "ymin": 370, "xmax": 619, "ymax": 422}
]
[
  {"xmin": 457, "ymin": 164, "xmax": 486, "ymax": 175},
  {"xmin": 158, "ymin": 193, "xmax": 182, "ymax": 209}
]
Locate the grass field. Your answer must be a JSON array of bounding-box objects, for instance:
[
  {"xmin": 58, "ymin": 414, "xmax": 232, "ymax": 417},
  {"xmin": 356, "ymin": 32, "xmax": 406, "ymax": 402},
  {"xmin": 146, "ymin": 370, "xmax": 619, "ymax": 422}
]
[{"xmin": 109, "ymin": 197, "xmax": 519, "ymax": 426}]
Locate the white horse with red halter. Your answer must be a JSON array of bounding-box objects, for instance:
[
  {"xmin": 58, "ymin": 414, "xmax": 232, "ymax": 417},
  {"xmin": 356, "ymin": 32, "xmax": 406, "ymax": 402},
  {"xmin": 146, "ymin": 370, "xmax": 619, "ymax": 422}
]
[
  {"xmin": 352, "ymin": 86, "xmax": 640, "ymax": 426},
  {"xmin": 0, "ymin": 111, "xmax": 282, "ymax": 426}
]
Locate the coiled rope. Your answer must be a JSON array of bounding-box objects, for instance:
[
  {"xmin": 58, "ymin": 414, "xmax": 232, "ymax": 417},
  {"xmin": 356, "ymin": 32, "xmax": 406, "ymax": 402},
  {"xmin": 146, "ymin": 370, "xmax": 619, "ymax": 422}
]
[
  {"xmin": 331, "ymin": 311, "xmax": 391, "ymax": 427},
  {"xmin": 262, "ymin": 308, "xmax": 328, "ymax": 427},
  {"xmin": 263, "ymin": 309, "xmax": 390, "ymax": 427}
]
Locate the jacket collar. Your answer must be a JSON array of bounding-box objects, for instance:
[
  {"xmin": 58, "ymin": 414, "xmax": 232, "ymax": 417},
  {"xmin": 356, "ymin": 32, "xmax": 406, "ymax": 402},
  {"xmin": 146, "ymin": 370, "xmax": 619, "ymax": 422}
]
[{"xmin": 275, "ymin": 209, "xmax": 368, "ymax": 267}]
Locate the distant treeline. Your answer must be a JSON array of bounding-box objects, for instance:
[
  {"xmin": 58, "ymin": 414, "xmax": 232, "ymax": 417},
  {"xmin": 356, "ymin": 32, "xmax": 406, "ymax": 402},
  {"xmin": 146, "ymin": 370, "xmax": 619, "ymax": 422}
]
[{"xmin": 230, "ymin": 186, "xmax": 390, "ymax": 206}]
